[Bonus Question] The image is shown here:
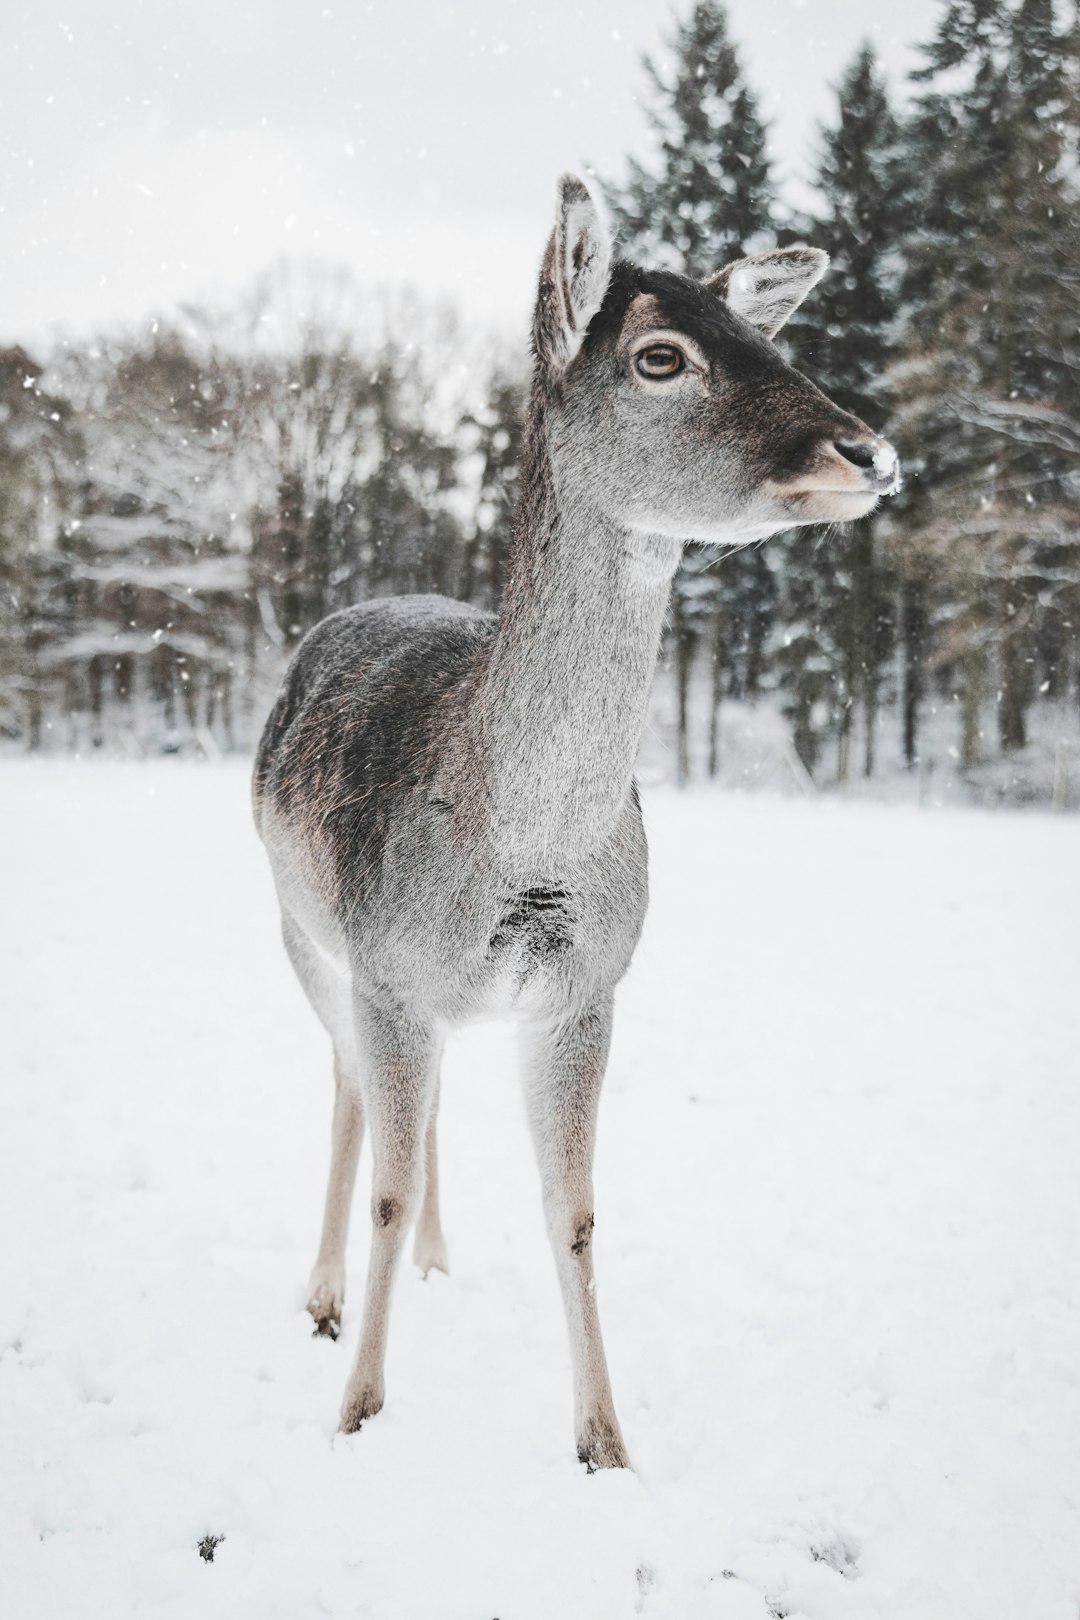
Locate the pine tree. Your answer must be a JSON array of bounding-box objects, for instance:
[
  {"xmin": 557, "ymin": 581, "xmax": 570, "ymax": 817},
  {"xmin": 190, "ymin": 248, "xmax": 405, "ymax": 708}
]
[
  {"xmin": 994, "ymin": 0, "xmax": 1080, "ymax": 741},
  {"xmin": 602, "ymin": 1, "xmax": 772, "ymax": 277},
  {"xmin": 601, "ymin": 0, "xmax": 777, "ymax": 778},
  {"xmin": 771, "ymin": 45, "xmax": 907, "ymax": 779},
  {"xmin": 891, "ymin": 0, "xmax": 1080, "ymax": 769}
]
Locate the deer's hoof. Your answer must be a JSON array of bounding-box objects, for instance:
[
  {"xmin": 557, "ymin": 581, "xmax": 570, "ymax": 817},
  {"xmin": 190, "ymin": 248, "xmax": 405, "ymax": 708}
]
[
  {"xmin": 577, "ymin": 1415, "xmax": 631, "ymax": 1472},
  {"xmin": 339, "ymin": 1382, "xmax": 384, "ymax": 1434},
  {"xmin": 306, "ymin": 1268, "xmax": 345, "ymax": 1339}
]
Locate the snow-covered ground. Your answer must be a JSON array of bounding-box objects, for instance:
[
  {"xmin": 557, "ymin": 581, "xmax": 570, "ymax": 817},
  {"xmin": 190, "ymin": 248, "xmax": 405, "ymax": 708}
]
[{"xmin": 2, "ymin": 761, "xmax": 1078, "ymax": 1620}]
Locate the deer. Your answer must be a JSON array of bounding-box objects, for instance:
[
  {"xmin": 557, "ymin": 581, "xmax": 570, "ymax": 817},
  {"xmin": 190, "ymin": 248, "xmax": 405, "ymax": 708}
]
[{"xmin": 252, "ymin": 174, "xmax": 899, "ymax": 1471}]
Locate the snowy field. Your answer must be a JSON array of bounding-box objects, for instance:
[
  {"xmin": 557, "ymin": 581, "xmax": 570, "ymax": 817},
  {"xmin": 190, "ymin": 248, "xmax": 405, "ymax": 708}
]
[{"xmin": 2, "ymin": 760, "xmax": 1079, "ymax": 1620}]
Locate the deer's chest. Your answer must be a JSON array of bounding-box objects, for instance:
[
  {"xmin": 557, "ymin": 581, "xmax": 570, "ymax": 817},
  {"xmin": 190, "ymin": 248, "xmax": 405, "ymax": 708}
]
[
  {"xmin": 471, "ymin": 884, "xmax": 573, "ymax": 1006},
  {"xmin": 359, "ymin": 806, "xmax": 648, "ymax": 1022},
  {"xmin": 489, "ymin": 885, "xmax": 575, "ymax": 961}
]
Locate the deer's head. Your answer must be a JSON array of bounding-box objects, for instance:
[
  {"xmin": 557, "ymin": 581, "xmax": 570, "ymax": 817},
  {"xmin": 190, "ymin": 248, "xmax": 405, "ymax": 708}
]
[{"xmin": 534, "ymin": 175, "xmax": 899, "ymax": 543}]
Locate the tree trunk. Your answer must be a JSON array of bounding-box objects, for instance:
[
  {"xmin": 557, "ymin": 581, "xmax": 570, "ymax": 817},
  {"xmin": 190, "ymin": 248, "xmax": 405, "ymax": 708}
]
[
  {"xmin": 863, "ymin": 675, "xmax": 879, "ymax": 779},
  {"xmin": 837, "ymin": 700, "xmax": 852, "ymax": 783},
  {"xmin": 901, "ymin": 581, "xmax": 926, "ymax": 769},
  {"xmin": 961, "ymin": 646, "xmax": 984, "ymax": 771},
  {"xmin": 222, "ymin": 669, "xmax": 235, "ymax": 751},
  {"xmin": 672, "ymin": 590, "xmax": 693, "ymax": 786},
  {"xmin": 88, "ymin": 655, "xmax": 104, "ymax": 749},
  {"xmin": 458, "ymin": 531, "xmax": 479, "ymax": 605},
  {"xmin": 744, "ymin": 549, "xmax": 770, "ymax": 698},
  {"xmin": 676, "ymin": 627, "xmax": 693, "ymax": 786},
  {"xmin": 706, "ymin": 603, "xmax": 724, "ymax": 779},
  {"xmin": 998, "ymin": 602, "xmax": 1031, "ymax": 753},
  {"xmin": 854, "ymin": 526, "xmax": 879, "ymax": 779}
]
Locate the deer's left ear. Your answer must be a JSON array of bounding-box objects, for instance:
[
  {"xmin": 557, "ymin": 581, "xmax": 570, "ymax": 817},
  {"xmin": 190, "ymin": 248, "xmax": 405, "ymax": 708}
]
[
  {"xmin": 535, "ymin": 174, "xmax": 612, "ymax": 373},
  {"xmin": 706, "ymin": 247, "xmax": 829, "ymax": 338}
]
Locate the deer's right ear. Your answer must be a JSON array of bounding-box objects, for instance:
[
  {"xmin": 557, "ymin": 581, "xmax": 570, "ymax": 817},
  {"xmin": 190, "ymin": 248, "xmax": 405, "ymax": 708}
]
[
  {"xmin": 534, "ymin": 174, "xmax": 612, "ymax": 375},
  {"xmin": 706, "ymin": 247, "xmax": 829, "ymax": 338}
]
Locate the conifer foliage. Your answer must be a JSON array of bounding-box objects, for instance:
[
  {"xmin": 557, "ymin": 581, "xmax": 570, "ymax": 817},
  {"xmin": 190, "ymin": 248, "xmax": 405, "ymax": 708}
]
[
  {"xmin": 602, "ymin": 1, "xmax": 773, "ymax": 276},
  {"xmin": 771, "ymin": 45, "xmax": 906, "ymax": 779},
  {"xmin": 601, "ymin": 0, "xmax": 1080, "ymax": 793},
  {"xmin": 603, "ymin": 1, "xmax": 779, "ymax": 779},
  {"xmin": 894, "ymin": 0, "xmax": 1080, "ymax": 767},
  {"xmin": 1, "ymin": 0, "xmax": 1078, "ymax": 807}
]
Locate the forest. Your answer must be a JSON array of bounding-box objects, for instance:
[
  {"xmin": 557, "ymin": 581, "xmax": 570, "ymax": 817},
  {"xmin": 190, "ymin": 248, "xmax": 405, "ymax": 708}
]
[{"xmin": 1, "ymin": 0, "xmax": 1077, "ymax": 805}]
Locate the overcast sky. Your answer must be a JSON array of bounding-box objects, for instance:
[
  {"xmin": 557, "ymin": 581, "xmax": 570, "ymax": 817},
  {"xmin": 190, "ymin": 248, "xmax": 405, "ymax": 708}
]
[{"xmin": 4, "ymin": 0, "xmax": 940, "ymax": 349}]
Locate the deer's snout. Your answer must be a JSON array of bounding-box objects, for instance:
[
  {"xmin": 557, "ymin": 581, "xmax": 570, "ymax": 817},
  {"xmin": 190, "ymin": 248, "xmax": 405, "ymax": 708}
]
[
  {"xmin": 834, "ymin": 436, "xmax": 900, "ymax": 494},
  {"xmin": 765, "ymin": 421, "xmax": 900, "ymax": 522}
]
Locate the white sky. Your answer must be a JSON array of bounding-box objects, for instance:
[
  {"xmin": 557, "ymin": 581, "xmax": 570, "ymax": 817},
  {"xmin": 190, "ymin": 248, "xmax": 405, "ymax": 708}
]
[{"xmin": 4, "ymin": 0, "xmax": 940, "ymax": 349}]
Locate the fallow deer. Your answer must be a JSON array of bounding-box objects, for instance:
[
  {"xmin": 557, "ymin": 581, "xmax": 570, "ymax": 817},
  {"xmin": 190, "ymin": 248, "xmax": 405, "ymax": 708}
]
[{"xmin": 252, "ymin": 174, "xmax": 898, "ymax": 1470}]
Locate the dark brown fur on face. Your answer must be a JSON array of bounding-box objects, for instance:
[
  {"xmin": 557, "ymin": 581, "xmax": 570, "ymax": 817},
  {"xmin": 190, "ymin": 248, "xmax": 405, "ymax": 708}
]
[{"xmin": 549, "ymin": 260, "xmax": 896, "ymax": 540}]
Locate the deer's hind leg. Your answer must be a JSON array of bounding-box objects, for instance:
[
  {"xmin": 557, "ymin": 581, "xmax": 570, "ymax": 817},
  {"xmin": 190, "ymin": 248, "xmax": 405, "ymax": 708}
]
[
  {"xmin": 339, "ymin": 994, "xmax": 439, "ymax": 1432},
  {"xmin": 280, "ymin": 908, "xmax": 365, "ymax": 1339}
]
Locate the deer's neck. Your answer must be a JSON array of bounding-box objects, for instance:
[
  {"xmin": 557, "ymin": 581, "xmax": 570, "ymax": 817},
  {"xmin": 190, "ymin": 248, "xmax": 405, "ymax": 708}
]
[{"xmin": 473, "ymin": 401, "xmax": 680, "ymax": 871}]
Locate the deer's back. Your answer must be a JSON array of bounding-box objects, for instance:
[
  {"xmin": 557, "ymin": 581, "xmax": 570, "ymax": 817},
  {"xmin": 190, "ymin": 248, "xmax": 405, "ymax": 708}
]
[
  {"xmin": 254, "ymin": 595, "xmax": 491, "ymax": 771},
  {"xmin": 254, "ymin": 594, "xmax": 490, "ymax": 891}
]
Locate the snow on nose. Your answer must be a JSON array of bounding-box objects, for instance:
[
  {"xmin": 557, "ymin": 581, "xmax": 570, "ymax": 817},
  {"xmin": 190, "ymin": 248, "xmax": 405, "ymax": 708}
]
[
  {"xmin": 835, "ymin": 437, "xmax": 900, "ymax": 493},
  {"xmin": 872, "ymin": 441, "xmax": 900, "ymax": 490}
]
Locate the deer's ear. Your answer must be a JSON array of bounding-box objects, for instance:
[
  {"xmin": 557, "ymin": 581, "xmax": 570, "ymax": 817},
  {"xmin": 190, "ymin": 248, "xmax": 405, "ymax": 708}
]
[
  {"xmin": 706, "ymin": 247, "xmax": 829, "ymax": 338},
  {"xmin": 534, "ymin": 174, "xmax": 612, "ymax": 373}
]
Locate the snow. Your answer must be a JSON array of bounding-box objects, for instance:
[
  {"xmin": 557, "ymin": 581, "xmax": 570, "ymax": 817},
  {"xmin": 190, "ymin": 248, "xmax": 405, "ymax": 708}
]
[
  {"xmin": 2, "ymin": 760, "xmax": 1079, "ymax": 1619},
  {"xmin": 871, "ymin": 443, "xmax": 898, "ymax": 485}
]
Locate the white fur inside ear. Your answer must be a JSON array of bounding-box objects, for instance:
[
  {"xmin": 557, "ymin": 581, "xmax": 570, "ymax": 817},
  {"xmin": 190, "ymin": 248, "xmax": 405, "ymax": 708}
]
[
  {"xmin": 553, "ymin": 176, "xmax": 611, "ymax": 362},
  {"xmin": 720, "ymin": 248, "xmax": 828, "ymax": 337},
  {"xmin": 562, "ymin": 199, "xmax": 609, "ymax": 335}
]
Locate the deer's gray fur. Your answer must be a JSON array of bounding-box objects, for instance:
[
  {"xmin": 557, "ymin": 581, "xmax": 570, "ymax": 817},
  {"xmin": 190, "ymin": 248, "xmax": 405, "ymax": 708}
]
[{"xmin": 252, "ymin": 175, "xmax": 898, "ymax": 1470}]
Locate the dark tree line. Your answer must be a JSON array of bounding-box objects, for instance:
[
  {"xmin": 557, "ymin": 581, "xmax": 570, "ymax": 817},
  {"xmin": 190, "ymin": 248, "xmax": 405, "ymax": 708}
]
[
  {"xmin": 0, "ymin": 297, "xmax": 522, "ymax": 753},
  {"xmin": 1, "ymin": 0, "xmax": 1078, "ymax": 804},
  {"xmin": 605, "ymin": 0, "xmax": 1080, "ymax": 793}
]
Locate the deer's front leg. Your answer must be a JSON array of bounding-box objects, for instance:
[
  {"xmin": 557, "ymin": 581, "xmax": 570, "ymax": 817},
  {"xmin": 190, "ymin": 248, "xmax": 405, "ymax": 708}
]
[
  {"xmin": 522, "ymin": 995, "xmax": 630, "ymax": 1471},
  {"xmin": 412, "ymin": 1077, "xmax": 449, "ymax": 1277},
  {"xmin": 339, "ymin": 996, "xmax": 437, "ymax": 1434}
]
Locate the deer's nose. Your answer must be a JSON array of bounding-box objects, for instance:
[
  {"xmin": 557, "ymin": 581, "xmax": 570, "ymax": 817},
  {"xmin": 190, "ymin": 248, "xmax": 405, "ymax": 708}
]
[{"xmin": 834, "ymin": 437, "xmax": 900, "ymax": 493}]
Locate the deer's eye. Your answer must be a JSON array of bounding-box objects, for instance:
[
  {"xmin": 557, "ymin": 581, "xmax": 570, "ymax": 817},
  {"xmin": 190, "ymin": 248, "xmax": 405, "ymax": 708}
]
[{"xmin": 635, "ymin": 344, "xmax": 685, "ymax": 380}]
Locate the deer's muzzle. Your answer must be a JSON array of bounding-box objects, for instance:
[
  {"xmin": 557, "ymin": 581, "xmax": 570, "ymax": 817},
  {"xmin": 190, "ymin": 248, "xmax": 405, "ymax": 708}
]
[
  {"xmin": 833, "ymin": 436, "xmax": 900, "ymax": 494},
  {"xmin": 770, "ymin": 431, "xmax": 901, "ymax": 506}
]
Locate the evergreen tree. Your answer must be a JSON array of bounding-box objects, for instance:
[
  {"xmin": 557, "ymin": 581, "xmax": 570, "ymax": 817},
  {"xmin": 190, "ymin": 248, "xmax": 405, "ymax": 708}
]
[
  {"xmin": 601, "ymin": 0, "xmax": 777, "ymax": 778},
  {"xmin": 771, "ymin": 44, "xmax": 907, "ymax": 779},
  {"xmin": 602, "ymin": 1, "xmax": 772, "ymax": 277},
  {"xmin": 892, "ymin": 0, "xmax": 1080, "ymax": 767}
]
